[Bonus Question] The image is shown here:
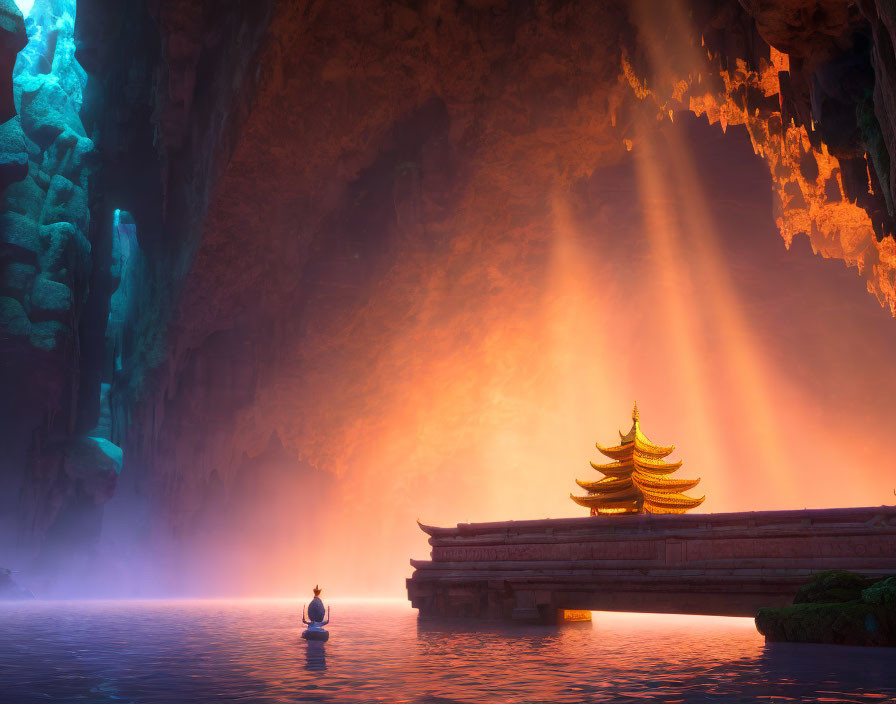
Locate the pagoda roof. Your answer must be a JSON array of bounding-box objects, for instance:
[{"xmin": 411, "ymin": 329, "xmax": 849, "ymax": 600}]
[
  {"xmin": 572, "ymin": 403, "xmax": 703, "ymax": 516},
  {"xmin": 632, "ymin": 455, "xmax": 682, "ymax": 475},
  {"xmin": 596, "ymin": 407, "xmax": 675, "ymax": 459},
  {"xmin": 631, "ymin": 473, "xmax": 700, "ymax": 493},
  {"xmin": 641, "ymin": 491, "xmax": 706, "ymax": 514},
  {"xmin": 575, "ymin": 476, "xmax": 633, "ymax": 492},
  {"xmin": 569, "ymin": 493, "xmax": 641, "ymax": 513},
  {"xmin": 589, "ymin": 455, "xmax": 681, "ymax": 476},
  {"xmin": 589, "ymin": 459, "xmax": 634, "ymax": 476},
  {"xmin": 597, "ymin": 428, "xmax": 674, "ymax": 459},
  {"xmin": 571, "ymin": 484, "xmax": 640, "ymax": 502}
]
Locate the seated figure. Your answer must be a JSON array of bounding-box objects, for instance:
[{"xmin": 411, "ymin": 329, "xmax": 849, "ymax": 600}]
[
  {"xmin": 302, "ymin": 585, "xmax": 330, "ymax": 641},
  {"xmin": 307, "ymin": 584, "xmax": 326, "ymax": 622}
]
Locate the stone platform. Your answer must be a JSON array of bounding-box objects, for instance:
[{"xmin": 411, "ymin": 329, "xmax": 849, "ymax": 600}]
[{"xmin": 406, "ymin": 506, "xmax": 896, "ymax": 623}]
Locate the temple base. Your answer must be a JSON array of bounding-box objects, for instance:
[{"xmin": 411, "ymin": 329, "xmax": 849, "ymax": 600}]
[{"xmin": 408, "ymin": 506, "xmax": 896, "ymax": 623}]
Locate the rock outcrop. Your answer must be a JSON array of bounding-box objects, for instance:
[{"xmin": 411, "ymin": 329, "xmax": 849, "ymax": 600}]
[
  {"xmin": 0, "ymin": 0, "xmax": 121, "ymax": 572},
  {"xmin": 0, "ymin": 0, "xmax": 26, "ymax": 189},
  {"xmin": 0, "ymin": 565, "xmax": 32, "ymax": 599},
  {"xmin": 756, "ymin": 570, "xmax": 896, "ymax": 646}
]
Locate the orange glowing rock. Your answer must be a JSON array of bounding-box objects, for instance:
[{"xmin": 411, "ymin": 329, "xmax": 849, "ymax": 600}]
[{"xmin": 622, "ymin": 45, "xmax": 896, "ymax": 315}]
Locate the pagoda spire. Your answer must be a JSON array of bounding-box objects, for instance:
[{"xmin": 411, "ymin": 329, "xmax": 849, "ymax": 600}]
[{"xmin": 571, "ymin": 404, "xmax": 704, "ymax": 515}]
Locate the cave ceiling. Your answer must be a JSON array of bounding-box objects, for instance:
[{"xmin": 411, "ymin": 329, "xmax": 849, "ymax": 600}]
[{"xmin": 153, "ymin": 0, "xmax": 896, "ymax": 487}]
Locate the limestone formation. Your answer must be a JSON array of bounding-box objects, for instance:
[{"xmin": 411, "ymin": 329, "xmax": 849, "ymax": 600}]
[{"xmin": 0, "ymin": 0, "xmax": 121, "ymax": 568}]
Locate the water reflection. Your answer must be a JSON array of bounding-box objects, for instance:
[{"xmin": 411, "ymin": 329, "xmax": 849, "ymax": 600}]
[
  {"xmin": 0, "ymin": 602, "xmax": 893, "ymax": 703},
  {"xmin": 304, "ymin": 640, "xmax": 327, "ymax": 671}
]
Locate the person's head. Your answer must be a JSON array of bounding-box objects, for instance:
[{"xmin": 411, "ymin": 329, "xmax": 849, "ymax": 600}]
[{"xmin": 313, "ymin": 585, "xmax": 321, "ymax": 597}]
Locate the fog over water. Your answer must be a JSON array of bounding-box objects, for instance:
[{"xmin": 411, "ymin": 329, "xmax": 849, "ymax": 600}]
[{"xmin": 48, "ymin": 112, "xmax": 893, "ymax": 600}]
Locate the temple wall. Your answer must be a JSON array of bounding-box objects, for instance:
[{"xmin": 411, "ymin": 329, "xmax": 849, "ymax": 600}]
[{"xmin": 407, "ymin": 506, "xmax": 896, "ymax": 623}]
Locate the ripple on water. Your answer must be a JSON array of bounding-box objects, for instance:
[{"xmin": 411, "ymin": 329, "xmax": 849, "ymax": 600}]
[{"xmin": 0, "ymin": 602, "xmax": 893, "ymax": 703}]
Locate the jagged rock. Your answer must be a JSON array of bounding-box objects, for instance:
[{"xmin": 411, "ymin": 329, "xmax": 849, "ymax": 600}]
[
  {"xmin": 0, "ymin": 295, "xmax": 30, "ymax": 339},
  {"xmin": 19, "ymin": 78, "xmax": 85, "ymax": 150},
  {"xmin": 0, "ymin": 0, "xmax": 24, "ymax": 34},
  {"xmin": 0, "ymin": 114, "xmax": 27, "ymax": 183},
  {"xmin": 36, "ymin": 220, "xmax": 89, "ymax": 282},
  {"xmin": 0, "ymin": 210, "xmax": 40, "ymax": 262},
  {"xmin": 737, "ymin": 0, "xmax": 896, "ymax": 238},
  {"xmin": 0, "ymin": 260, "xmax": 35, "ymax": 299},
  {"xmin": 45, "ymin": 129, "xmax": 93, "ymax": 178},
  {"xmin": 29, "ymin": 318, "xmax": 68, "ymax": 351},
  {"xmin": 62, "ymin": 435, "xmax": 122, "ymax": 504},
  {"xmin": 738, "ymin": 0, "xmax": 863, "ymax": 62},
  {"xmin": 38, "ymin": 221, "xmax": 76, "ymax": 271},
  {"xmin": 40, "ymin": 174, "xmax": 87, "ymax": 232},
  {"xmin": 4, "ymin": 170, "xmax": 45, "ymax": 215},
  {"xmin": 0, "ymin": 0, "xmax": 26, "ymax": 125},
  {"xmin": 91, "ymin": 383, "xmax": 112, "ymax": 441},
  {"xmin": 0, "ymin": 0, "xmax": 106, "ymax": 573},
  {"xmin": 45, "ymin": 4, "xmax": 84, "ymax": 111},
  {"xmin": 30, "ymin": 275, "xmax": 72, "ymax": 319},
  {"xmin": 31, "ymin": 164, "xmax": 50, "ymax": 189},
  {"xmin": 45, "ymin": 123, "xmax": 92, "ymax": 161}
]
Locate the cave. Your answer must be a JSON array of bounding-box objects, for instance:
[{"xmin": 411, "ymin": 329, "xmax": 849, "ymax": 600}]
[{"xmin": 1, "ymin": 0, "xmax": 896, "ymax": 599}]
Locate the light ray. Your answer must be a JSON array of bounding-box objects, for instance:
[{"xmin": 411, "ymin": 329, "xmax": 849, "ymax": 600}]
[
  {"xmin": 630, "ymin": 126, "xmax": 729, "ymax": 509},
  {"xmin": 660, "ymin": 124, "xmax": 797, "ymax": 500}
]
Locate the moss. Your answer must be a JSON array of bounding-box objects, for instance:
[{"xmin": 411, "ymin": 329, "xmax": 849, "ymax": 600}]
[
  {"xmin": 863, "ymin": 577, "xmax": 896, "ymax": 608},
  {"xmin": 755, "ymin": 601, "xmax": 894, "ymax": 646},
  {"xmin": 792, "ymin": 569, "xmax": 877, "ymax": 604},
  {"xmin": 756, "ymin": 571, "xmax": 896, "ymax": 647}
]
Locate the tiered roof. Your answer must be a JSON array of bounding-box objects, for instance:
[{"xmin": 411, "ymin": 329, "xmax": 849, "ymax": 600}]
[{"xmin": 570, "ymin": 403, "xmax": 705, "ymax": 515}]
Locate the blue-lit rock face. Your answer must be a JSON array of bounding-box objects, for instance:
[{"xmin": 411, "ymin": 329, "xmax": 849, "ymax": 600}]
[
  {"xmin": 0, "ymin": 2, "xmax": 27, "ymax": 184},
  {"xmin": 0, "ymin": 0, "xmax": 122, "ymax": 576},
  {"xmin": 3, "ymin": 0, "xmax": 91, "ymax": 354}
]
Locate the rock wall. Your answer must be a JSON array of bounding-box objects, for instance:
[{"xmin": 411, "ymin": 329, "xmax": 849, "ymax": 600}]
[
  {"xmin": 740, "ymin": 0, "xmax": 896, "ymax": 236},
  {"xmin": 3, "ymin": 0, "xmax": 896, "ymax": 592},
  {"xmin": 0, "ymin": 1, "xmax": 26, "ymax": 187},
  {"xmin": 0, "ymin": 0, "xmax": 128, "ymax": 579}
]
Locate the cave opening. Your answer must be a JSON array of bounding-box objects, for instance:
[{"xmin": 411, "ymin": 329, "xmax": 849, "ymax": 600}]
[
  {"xmin": 85, "ymin": 110, "xmax": 896, "ymax": 598},
  {"xmin": 1, "ymin": 0, "xmax": 895, "ymax": 600}
]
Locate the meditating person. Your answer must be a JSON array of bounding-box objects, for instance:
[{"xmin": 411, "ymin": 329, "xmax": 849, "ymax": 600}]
[{"xmin": 302, "ymin": 585, "xmax": 330, "ymax": 640}]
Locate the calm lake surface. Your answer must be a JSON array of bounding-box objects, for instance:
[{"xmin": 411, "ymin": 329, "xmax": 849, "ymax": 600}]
[{"xmin": 0, "ymin": 600, "xmax": 893, "ymax": 703}]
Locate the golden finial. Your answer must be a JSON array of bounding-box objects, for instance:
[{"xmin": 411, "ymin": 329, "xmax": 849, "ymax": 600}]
[{"xmin": 632, "ymin": 401, "xmax": 639, "ymax": 422}]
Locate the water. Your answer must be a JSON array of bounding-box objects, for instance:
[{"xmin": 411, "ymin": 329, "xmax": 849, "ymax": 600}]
[{"xmin": 0, "ymin": 601, "xmax": 893, "ymax": 703}]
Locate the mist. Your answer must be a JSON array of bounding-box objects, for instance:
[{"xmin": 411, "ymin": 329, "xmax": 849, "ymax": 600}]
[{"xmin": 39, "ymin": 113, "xmax": 887, "ymax": 600}]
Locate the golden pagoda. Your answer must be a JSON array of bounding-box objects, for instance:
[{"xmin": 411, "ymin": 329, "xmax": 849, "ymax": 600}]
[{"xmin": 570, "ymin": 403, "xmax": 705, "ymax": 515}]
